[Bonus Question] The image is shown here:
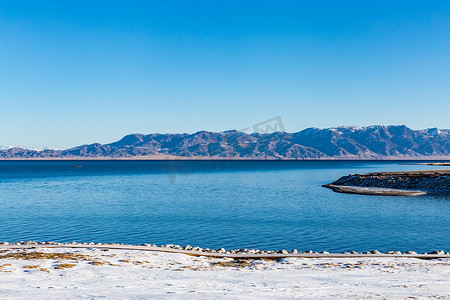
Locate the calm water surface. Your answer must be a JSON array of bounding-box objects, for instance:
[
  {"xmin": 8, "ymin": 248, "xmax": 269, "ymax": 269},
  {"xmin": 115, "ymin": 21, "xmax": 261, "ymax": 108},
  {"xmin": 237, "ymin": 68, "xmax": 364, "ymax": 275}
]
[{"xmin": 0, "ymin": 160, "xmax": 449, "ymax": 252}]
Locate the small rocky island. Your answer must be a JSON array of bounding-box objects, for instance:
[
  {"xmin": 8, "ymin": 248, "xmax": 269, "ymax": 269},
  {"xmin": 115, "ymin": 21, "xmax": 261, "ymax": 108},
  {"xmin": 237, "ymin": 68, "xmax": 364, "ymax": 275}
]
[{"xmin": 324, "ymin": 170, "xmax": 450, "ymax": 196}]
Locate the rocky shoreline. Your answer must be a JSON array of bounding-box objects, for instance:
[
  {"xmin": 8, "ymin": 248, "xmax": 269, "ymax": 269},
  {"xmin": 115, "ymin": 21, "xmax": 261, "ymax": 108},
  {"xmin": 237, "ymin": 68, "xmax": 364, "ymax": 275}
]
[
  {"xmin": 324, "ymin": 169, "xmax": 450, "ymax": 196},
  {"xmin": 416, "ymin": 162, "xmax": 450, "ymax": 166},
  {"xmin": 0, "ymin": 241, "xmax": 448, "ymax": 259}
]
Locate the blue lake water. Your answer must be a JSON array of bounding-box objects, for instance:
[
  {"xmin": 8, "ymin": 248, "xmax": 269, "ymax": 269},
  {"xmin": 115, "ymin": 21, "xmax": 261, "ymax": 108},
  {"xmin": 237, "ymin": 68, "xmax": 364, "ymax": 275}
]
[{"xmin": 0, "ymin": 160, "xmax": 449, "ymax": 253}]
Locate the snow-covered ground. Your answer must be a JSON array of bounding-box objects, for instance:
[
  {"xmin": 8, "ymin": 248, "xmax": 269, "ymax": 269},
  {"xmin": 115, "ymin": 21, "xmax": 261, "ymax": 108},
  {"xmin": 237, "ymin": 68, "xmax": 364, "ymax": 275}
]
[{"xmin": 0, "ymin": 247, "xmax": 449, "ymax": 299}]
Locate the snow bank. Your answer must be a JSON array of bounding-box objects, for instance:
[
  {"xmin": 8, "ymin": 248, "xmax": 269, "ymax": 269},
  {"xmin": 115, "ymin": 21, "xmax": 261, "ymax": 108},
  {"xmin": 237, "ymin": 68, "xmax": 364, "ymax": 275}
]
[{"xmin": 1, "ymin": 247, "xmax": 449, "ymax": 299}]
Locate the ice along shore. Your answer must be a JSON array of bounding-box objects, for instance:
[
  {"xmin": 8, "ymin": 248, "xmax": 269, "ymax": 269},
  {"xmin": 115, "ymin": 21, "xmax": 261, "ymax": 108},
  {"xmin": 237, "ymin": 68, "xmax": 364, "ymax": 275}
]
[{"xmin": 0, "ymin": 241, "xmax": 448, "ymax": 259}]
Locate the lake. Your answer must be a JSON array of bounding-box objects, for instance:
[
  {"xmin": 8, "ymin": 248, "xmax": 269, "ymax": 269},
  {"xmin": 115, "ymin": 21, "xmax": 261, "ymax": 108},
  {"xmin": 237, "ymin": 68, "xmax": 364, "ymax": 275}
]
[{"xmin": 0, "ymin": 160, "xmax": 449, "ymax": 253}]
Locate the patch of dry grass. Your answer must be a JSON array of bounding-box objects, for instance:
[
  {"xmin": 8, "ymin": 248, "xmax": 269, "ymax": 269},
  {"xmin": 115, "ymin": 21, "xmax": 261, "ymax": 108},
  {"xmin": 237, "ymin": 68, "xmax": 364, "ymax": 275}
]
[
  {"xmin": 0, "ymin": 263, "xmax": 12, "ymax": 267},
  {"xmin": 23, "ymin": 265, "xmax": 40, "ymax": 269},
  {"xmin": 0, "ymin": 251, "xmax": 91, "ymax": 262},
  {"xmin": 211, "ymin": 260, "xmax": 250, "ymax": 268},
  {"xmin": 54, "ymin": 263, "xmax": 76, "ymax": 269}
]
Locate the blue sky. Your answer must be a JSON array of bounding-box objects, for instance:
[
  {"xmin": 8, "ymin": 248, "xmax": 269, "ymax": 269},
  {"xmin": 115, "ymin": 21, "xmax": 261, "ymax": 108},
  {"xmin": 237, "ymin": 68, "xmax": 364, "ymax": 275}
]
[{"xmin": 1, "ymin": 1, "xmax": 449, "ymax": 148}]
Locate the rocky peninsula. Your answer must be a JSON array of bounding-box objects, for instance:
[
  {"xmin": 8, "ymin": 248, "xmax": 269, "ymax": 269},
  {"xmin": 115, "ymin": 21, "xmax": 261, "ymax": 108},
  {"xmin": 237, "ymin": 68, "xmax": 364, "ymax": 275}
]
[
  {"xmin": 417, "ymin": 162, "xmax": 450, "ymax": 166},
  {"xmin": 324, "ymin": 169, "xmax": 450, "ymax": 196}
]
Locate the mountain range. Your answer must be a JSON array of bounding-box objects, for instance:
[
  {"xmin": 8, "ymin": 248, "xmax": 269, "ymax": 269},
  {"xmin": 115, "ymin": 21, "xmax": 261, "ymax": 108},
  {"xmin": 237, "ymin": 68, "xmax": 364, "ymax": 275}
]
[{"xmin": 1, "ymin": 125, "xmax": 450, "ymax": 160}]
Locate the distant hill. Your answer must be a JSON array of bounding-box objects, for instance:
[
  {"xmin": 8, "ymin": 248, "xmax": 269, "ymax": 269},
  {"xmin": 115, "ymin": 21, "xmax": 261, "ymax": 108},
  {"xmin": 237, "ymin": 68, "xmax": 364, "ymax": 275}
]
[{"xmin": 1, "ymin": 125, "xmax": 450, "ymax": 160}]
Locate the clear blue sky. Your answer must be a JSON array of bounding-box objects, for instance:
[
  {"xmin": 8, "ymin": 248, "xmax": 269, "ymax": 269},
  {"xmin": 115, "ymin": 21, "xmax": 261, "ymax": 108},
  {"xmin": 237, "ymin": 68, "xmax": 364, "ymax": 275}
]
[{"xmin": 1, "ymin": 1, "xmax": 449, "ymax": 148}]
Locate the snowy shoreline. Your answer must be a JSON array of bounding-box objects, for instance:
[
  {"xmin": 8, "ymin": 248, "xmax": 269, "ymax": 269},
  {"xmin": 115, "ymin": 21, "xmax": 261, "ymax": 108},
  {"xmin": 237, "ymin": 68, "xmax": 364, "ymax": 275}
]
[{"xmin": 1, "ymin": 246, "xmax": 449, "ymax": 299}]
